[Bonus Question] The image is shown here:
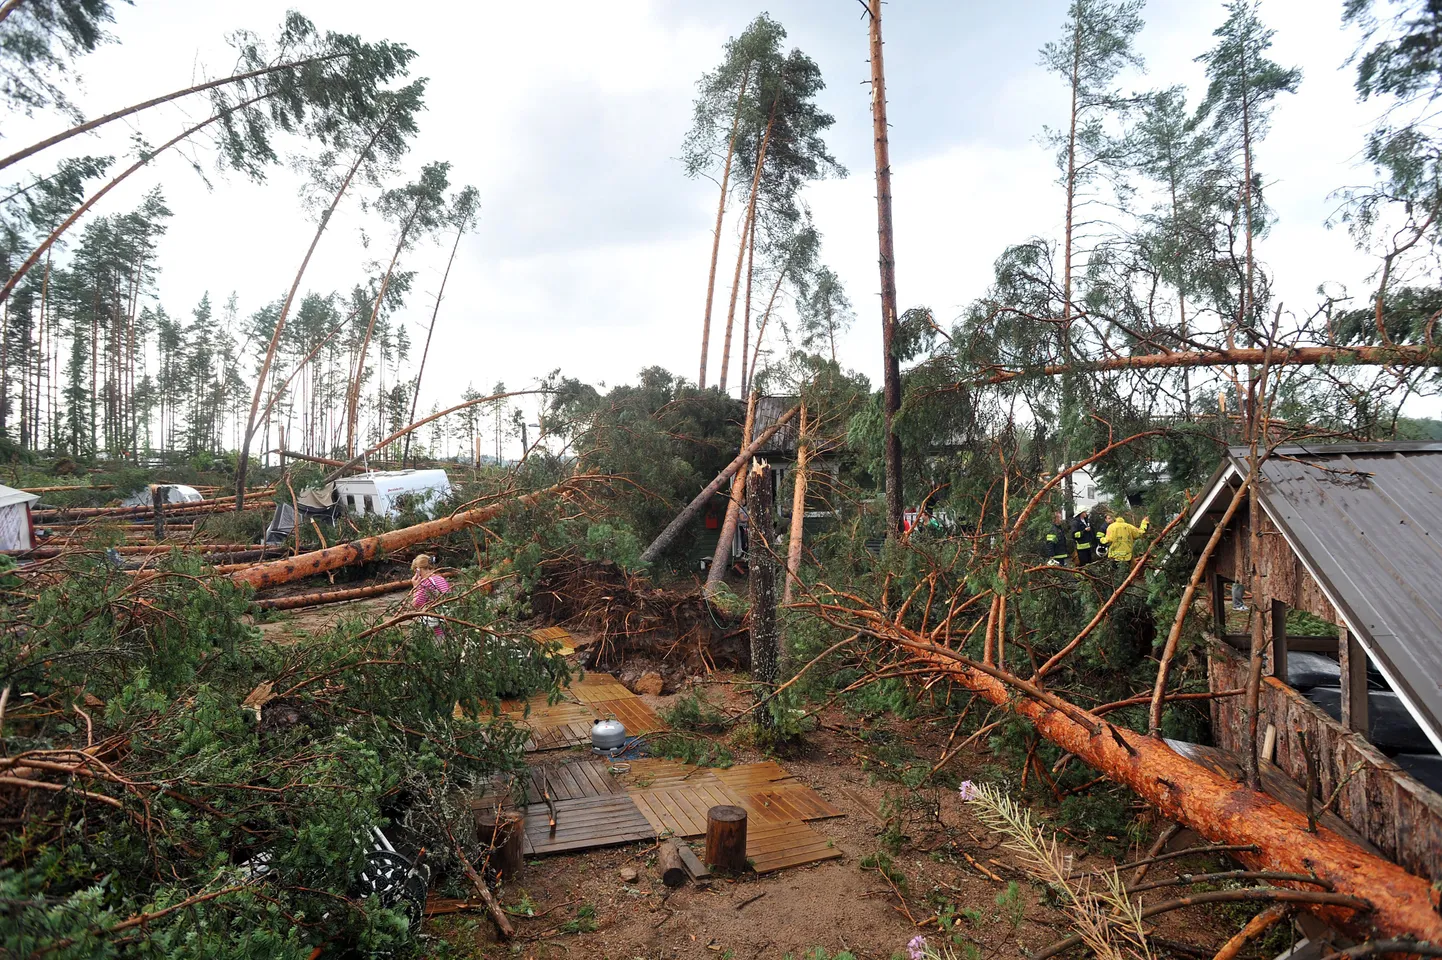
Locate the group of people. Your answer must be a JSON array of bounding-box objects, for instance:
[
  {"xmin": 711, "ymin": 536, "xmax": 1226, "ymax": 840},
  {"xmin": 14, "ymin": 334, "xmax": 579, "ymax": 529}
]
[{"xmin": 1045, "ymin": 509, "xmax": 1149, "ymax": 568}]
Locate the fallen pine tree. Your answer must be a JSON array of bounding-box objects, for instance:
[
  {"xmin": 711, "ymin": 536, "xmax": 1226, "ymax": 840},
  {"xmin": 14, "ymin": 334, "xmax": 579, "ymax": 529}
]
[
  {"xmin": 228, "ymin": 479, "xmax": 587, "ymax": 590},
  {"xmin": 801, "ymin": 598, "xmax": 1442, "ymax": 942},
  {"xmin": 253, "ymin": 579, "xmax": 414, "ymax": 611}
]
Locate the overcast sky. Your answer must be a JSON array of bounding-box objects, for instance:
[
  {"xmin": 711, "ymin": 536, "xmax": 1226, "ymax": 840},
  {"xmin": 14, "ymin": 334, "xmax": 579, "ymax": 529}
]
[{"xmin": 7, "ymin": 0, "xmax": 1414, "ymax": 426}]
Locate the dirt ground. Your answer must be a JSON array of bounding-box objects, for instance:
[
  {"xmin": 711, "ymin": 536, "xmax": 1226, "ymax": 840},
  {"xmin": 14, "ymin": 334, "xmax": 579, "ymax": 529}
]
[{"xmin": 249, "ymin": 598, "xmax": 1287, "ymax": 960}]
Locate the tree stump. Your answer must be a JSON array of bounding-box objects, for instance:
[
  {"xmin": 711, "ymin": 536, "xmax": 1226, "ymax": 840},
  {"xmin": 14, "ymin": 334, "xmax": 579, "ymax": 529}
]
[
  {"xmin": 658, "ymin": 839, "xmax": 688, "ymax": 887},
  {"xmin": 704, "ymin": 805, "xmax": 748, "ymax": 873},
  {"xmin": 475, "ymin": 809, "xmax": 525, "ymax": 882}
]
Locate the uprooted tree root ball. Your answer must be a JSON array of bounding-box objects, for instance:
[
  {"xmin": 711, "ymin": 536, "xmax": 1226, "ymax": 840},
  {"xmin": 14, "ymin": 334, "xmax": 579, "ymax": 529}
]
[{"xmin": 528, "ymin": 557, "xmax": 750, "ymax": 672}]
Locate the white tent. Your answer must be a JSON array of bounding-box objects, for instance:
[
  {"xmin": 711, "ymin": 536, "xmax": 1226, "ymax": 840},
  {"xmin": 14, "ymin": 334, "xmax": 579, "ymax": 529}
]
[{"xmin": 0, "ymin": 484, "xmax": 39, "ymax": 551}]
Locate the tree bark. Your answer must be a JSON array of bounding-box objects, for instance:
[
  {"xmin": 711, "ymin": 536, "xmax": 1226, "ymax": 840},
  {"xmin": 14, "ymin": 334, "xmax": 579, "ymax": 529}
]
[
  {"xmin": 639, "ymin": 403, "xmax": 799, "ymax": 565},
  {"xmin": 718, "ymin": 88, "xmax": 779, "ymax": 394},
  {"xmin": 699, "ymin": 68, "xmax": 750, "ymax": 390},
  {"xmin": 868, "ymin": 0, "xmax": 904, "ymax": 538},
  {"xmin": 862, "ymin": 627, "xmax": 1442, "ymax": 942},
  {"xmin": 704, "ymin": 805, "xmax": 748, "ymax": 873},
  {"xmin": 1060, "ymin": 13, "xmax": 1083, "ymax": 514},
  {"xmin": 748, "ymin": 461, "xmax": 778, "ymax": 728},
  {"xmin": 782, "ymin": 405, "xmax": 808, "ymax": 604},
  {"xmin": 947, "ymin": 343, "xmax": 1442, "ymax": 389},
  {"xmin": 403, "ymin": 215, "xmax": 467, "ymax": 466},
  {"xmin": 740, "ymin": 214, "xmax": 756, "ymax": 394},
  {"xmin": 705, "ymin": 391, "xmax": 757, "ymax": 596},
  {"xmin": 228, "ymin": 480, "xmax": 574, "ymax": 591},
  {"xmin": 657, "ymin": 839, "xmax": 688, "ymax": 888}
]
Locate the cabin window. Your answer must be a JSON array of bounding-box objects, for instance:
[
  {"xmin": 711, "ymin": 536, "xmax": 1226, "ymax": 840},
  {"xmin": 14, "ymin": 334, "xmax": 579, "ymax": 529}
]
[
  {"xmin": 346, "ymin": 494, "xmax": 356, "ymax": 511},
  {"xmin": 363, "ymin": 495, "xmax": 374, "ymax": 514}
]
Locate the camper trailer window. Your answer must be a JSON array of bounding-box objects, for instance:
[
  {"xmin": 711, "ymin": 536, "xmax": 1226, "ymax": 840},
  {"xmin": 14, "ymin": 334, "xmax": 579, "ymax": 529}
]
[
  {"xmin": 346, "ymin": 495, "xmax": 356, "ymax": 511},
  {"xmin": 363, "ymin": 495, "xmax": 374, "ymax": 514}
]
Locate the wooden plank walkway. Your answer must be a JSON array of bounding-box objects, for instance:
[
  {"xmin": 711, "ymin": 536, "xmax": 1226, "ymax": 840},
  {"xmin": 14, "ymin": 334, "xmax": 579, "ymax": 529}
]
[
  {"xmin": 521, "ymin": 794, "xmax": 656, "ymax": 855},
  {"xmin": 531, "ymin": 625, "xmax": 575, "ymax": 655},
  {"xmin": 525, "ymin": 761, "xmax": 625, "ymax": 803},
  {"xmin": 736, "ymin": 783, "xmax": 844, "ymax": 824},
  {"xmin": 589, "ymin": 695, "xmax": 666, "ymax": 737},
  {"xmin": 631, "ymin": 781, "xmax": 744, "ymax": 838},
  {"xmin": 746, "ymin": 819, "xmax": 843, "ymax": 873},
  {"xmin": 568, "ymin": 673, "xmax": 633, "ymax": 705}
]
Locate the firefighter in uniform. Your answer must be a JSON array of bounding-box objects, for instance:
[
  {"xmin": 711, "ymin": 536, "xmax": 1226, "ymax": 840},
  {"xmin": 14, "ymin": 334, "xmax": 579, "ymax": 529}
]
[
  {"xmin": 1071, "ymin": 511, "xmax": 1097, "ymax": 566},
  {"xmin": 1045, "ymin": 510, "xmax": 1071, "ymax": 565}
]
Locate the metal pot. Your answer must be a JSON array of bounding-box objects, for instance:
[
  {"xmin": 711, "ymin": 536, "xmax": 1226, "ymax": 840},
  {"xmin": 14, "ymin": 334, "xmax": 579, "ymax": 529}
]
[{"xmin": 591, "ymin": 717, "xmax": 627, "ymax": 751}]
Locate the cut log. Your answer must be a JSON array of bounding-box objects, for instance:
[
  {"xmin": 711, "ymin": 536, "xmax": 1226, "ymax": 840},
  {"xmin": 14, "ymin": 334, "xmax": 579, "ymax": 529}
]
[
  {"xmin": 253, "ymin": 579, "xmax": 414, "ymax": 611},
  {"xmin": 658, "ymin": 839, "xmax": 688, "ymax": 888},
  {"xmin": 475, "ymin": 809, "xmax": 525, "ymax": 883},
  {"xmin": 640, "ymin": 404, "xmax": 799, "ymax": 565},
  {"xmin": 704, "ymin": 805, "xmax": 748, "ymax": 873},
  {"xmin": 227, "ymin": 481, "xmax": 573, "ymax": 591},
  {"xmin": 872, "ymin": 628, "xmax": 1442, "ymax": 941}
]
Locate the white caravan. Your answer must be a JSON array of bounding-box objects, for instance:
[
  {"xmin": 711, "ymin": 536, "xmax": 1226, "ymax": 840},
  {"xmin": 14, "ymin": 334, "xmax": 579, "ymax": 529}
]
[{"xmin": 334, "ymin": 470, "xmax": 452, "ymax": 520}]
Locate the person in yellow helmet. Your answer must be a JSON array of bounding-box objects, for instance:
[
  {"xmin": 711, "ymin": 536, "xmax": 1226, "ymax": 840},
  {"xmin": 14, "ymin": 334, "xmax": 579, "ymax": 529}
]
[{"xmin": 1101, "ymin": 512, "xmax": 1149, "ymax": 564}]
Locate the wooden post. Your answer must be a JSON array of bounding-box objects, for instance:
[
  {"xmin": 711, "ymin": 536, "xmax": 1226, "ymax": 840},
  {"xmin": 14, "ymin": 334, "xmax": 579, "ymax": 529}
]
[
  {"xmin": 748, "ymin": 461, "xmax": 778, "ymax": 727},
  {"xmin": 657, "ymin": 839, "xmax": 688, "ymax": 888},
  {"xmin": 475, "ymin": 809, "xmax": 525, "ymax": 883},
  {"xmin": 1270, "ymin": 598, "xmax": 1288, "ymax": 680},
  {"xmin": 704, "ymin": 805, "xmax": 748, "ymax": 873},
  {"xmin": 1338, "ymin": 623, "xmax": 1368, "ymax": 735},
  {"xmin": 151, "ymin": 484, "xmax": 164, "ymax": 541}
]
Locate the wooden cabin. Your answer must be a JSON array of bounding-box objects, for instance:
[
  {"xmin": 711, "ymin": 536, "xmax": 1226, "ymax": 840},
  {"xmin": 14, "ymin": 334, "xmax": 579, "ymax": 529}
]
[{"xmin": 1183, "ymin": 442, "xmax": 1442, "ymax": 883}]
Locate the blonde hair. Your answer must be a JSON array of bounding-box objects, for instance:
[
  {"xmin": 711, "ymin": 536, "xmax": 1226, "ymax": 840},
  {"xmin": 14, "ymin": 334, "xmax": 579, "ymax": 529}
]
[{"xmin": 410, "ymin": 554, "xmax": 435, "ymax": 574}]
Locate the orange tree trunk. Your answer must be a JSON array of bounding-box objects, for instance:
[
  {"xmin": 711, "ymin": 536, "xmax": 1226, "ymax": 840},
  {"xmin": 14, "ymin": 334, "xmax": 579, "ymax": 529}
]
[
  {"xmin": 866, "ymin": 626, "xmax": 1442, "ymax": 942},
  {"xmin": 705, "ymin": 391, "xmax": 757, "ymax": 595},
  {"xmin": 228, "ymin": 481, "xmax": 574, "ymax": 591}
]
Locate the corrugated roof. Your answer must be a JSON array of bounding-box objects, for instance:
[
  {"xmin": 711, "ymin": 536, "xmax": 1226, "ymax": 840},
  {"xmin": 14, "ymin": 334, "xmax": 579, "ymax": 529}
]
[
  {"xmin": 0, "ymin": 484, "xmax": 40, "ymax": 510},
  {"xmin": 1187, "ymin": 442, "xmax": 1442, "ymax": 754}
]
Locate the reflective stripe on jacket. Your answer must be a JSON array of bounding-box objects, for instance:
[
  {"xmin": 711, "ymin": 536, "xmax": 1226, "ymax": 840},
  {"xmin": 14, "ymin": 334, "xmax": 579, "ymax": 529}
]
[{"xmin": 1101, "ymin": 517, "xmax": 1148, "ymax": 561}]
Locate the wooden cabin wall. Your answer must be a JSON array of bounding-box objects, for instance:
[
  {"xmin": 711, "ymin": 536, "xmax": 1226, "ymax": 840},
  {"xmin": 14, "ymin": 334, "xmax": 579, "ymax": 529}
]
[{"xmin": 1210, "ymin": 646, "xmax": 1442, "ymax": 882}]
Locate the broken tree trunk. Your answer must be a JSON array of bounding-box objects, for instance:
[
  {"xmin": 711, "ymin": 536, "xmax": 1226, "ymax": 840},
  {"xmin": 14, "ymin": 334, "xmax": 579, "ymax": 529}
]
[
  {"xmin": 748, "ymin": 461, "xmax": 778, "ymax": 729},
  {"xmin": 228, "ymin": 481, "xmax": 574, "ymax": 591},
  {"xmin": 252, "ymin": 579, "xmax": 414, "ymax": 611},
  {"xmin": 640, "ymin": 403, "xmax": 799, "ymax": 566},
  {"xmin": 705, "ymin": 391, "xmax": 757, "ymax": 596},
  {"xmin": 867, "ymin": 626, "xmax": 1442, "ymax": 941},
  {"xmin": 783, "ymin": 405, "xmax": 808, "ymax": 605}
]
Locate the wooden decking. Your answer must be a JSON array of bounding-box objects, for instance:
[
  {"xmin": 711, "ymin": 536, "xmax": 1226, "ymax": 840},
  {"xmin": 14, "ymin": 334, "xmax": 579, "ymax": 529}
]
[
  {"xmin": 491, "ymin": 671, "xmax": 667, "ymax": 752},
  {"xmin": 470, "ymin": 670, "xmax": 846, "ymax": 874},
  {"xmin": 510, "ymin": 754, "xmax": 846, "ymax": 871}
]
